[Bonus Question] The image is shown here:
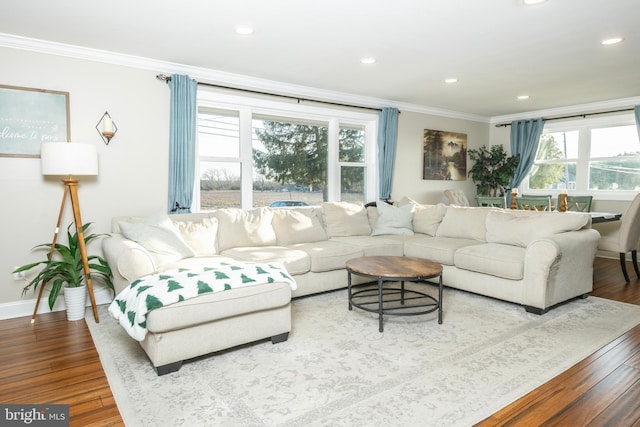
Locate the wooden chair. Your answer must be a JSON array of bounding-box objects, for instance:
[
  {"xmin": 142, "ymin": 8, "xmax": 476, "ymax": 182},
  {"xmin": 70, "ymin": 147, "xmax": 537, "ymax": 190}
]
[
  {"xmin": 516, "ymin": 196, "xmax": 552, "ymax": 211},
  {"xmin": 597, "ymin": 193, "xmax": 640, "ymax": 282},
  {"xmin": 476, "ymin": 196, "xmax": 506, "ymax": 208},
  {"xmin": 566, "ymin": 195, "xmax": 593, "ymax": 212},
  {"xmin": 444, "ymin": 189, "xmax": 470, "ymax": 207}
]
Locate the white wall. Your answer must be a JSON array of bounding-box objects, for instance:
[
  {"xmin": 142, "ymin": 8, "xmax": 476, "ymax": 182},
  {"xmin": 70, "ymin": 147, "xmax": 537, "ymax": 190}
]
[
  {"xmin": 393, "ymin": 111, "xmax": 488, "ymax": 204},
  {"xmin": 0, "ymin": 47, "xmax": 492, "ymax": 317},
  {"xmin": 0, "ymin": 47, "xmax": 170, "ymax": 314}
]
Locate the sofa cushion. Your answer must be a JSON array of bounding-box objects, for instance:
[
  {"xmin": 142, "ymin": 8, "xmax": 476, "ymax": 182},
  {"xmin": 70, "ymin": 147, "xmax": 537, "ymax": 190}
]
[
  {"xmin": 172, "ymin": 216, "xmax": 218, "ymax": 256},
  {"xmin": 271, "ymin": 208, "xmax": 327, "ymax": 245},
  {"xmin": 330, "ymin": 236, "xmax": 405, "ymax": 256},
  {"xmin": 221, "ymin": 246, "xmax": 311, "ymax": 275},
  {"xmin": 403, "ymin": 236, "xmax": 483, "ymax": 265},
  {"xmin": 486, "ymin": 210, "xmax": 590, "ymax": 247},
  {"xmin": 412, "ymin": 203, "xmax": 447, "ymax": 236},
  {"xmin": 146, "ymin": 281, "xmax": 292, "ymax": 333},
  {"xmin": 290, "ymin": 240, "xmax": 363, "ymax": 272},
  {"xmin": 213, "ymin": 208, "xmax": 277, "ymax": 251},
  {"xmin": 322, "ymin": 201, "xmax": 371, "ymax": 237},
  {"xmin": 118, "ymin": 213, "xmax": 195, "ymax": 266},
  {"xmin": 454, "ymin": 243, "xmax": 526, "ymax": 280},
  {"xmin": 436, "ymin": 206, "xmax": 496, "ymax": 241},
  {"xmin": 396, "ymin": 197, "xmax": 447, "ymax": 236},
  {"xmin": 371, "ymin": 202, "xmax": 414, "ymax": 236}
]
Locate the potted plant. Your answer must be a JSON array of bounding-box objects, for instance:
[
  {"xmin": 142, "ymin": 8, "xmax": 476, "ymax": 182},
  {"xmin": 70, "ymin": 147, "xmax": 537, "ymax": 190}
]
[
  {"xmin": 13, "ymin": 223, "xmax": 114, "ymax": 320},
  {"xmin": 467, "ymin": 144, "xmax": 520, "ymax": 196}
]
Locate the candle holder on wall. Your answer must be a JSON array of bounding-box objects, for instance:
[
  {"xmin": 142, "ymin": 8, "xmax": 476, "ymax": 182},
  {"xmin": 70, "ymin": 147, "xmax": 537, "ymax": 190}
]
[{"xmin": 96, "ymin": 111, "xmax": 117, "ymax": 145}]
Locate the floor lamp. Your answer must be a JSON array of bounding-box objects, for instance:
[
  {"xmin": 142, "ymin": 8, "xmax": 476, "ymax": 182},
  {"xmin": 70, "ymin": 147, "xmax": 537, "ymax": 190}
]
[{"xmin": 33, "ymin": 142, "xmax": 101, "ymax": 323}]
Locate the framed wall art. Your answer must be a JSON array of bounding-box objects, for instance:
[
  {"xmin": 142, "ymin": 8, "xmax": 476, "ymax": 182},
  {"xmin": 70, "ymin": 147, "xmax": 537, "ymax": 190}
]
[
  {"xmin": 0, "ymin": 84, "xmax": 70, "ymax": 158},
  {"xmin": 422, "ymin": 129, "xmax": 467, "ymax": 180}
]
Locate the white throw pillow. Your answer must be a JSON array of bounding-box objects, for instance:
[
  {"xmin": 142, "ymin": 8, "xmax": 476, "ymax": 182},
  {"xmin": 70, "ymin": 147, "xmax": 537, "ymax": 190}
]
[
  {"xmin": 412, "ymin": 203, "xmax": 447, "ymax": 236},
  {"xmin": 321, "ymin": 201, "xmax": 372, "ymax": 237},
  {"xmin": 213, "ymin": 207, "xmax": 277, "ymax": 251},
  {"xmin": 371, "ymin": 202, "xmax": 414, "ymax": 236},
  {"xmin": 436, "ymin": 206, "xmax": 496, "ymax": 241},
  {"xmin": 172, "ymin": 217, "xmax": 218, "ymax": 256},
  {"xmin": 271, "ymin": 208, "xmax": 328, "ymax": 245},
  {"xmin": 118, "ymin": 212, "xmax": 195, "ymax": 267},
  {"xmin": 486, "ymin": 210, "xmax": 590, "ymax": 247}
]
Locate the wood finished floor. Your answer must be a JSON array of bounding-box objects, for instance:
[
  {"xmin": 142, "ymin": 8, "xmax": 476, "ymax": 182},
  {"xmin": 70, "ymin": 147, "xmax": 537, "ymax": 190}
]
[{"xmin": 1, "ymin": 257, "xmax": 639, "ymax": 426}]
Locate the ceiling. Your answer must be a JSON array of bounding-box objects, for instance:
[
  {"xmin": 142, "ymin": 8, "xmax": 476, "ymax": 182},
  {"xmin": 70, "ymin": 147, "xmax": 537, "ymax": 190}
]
[{"xmin": 1, "ymin": 0, "xmax": 639, "ymax": 120}]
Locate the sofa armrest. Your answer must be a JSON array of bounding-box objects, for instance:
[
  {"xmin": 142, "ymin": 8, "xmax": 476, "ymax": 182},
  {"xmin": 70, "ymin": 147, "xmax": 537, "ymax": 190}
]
[
  {"xmin": 102, "ymin": 233, "xmax": 156, "ymax": 294},
  {"xmin": 522, "ymin": 228, "xmax": 600, "ymax": 310}
]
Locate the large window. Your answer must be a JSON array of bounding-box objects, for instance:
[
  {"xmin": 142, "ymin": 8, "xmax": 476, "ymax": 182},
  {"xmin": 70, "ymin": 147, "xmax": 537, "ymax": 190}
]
[
  {"xmin": 522, "ymin": 114, "xmax": 640, "ymax": 199},
  {"xmin": 194, "ymin": 91, "xmax": 378, "ymax": 210}
]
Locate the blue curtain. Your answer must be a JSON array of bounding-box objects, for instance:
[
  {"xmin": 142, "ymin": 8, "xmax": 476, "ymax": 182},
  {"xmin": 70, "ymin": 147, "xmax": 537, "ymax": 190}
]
[
  {"xmin": 377, "ymin": 107, "xmax": 399, "ymax": 201},
  {"xmin": 635, "ymin": 105, "xmax": 640, "ymax": 140},
  {"xmin": 508, "ymin": 118, "xmax": 545, "ymax": 204},
  {"xmin": 168, "ymin": 74, "xmax": 197, "ymax": 214}
]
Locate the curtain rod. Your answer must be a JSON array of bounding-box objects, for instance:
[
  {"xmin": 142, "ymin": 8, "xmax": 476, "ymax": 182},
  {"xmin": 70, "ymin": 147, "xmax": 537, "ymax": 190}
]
[
  {"xmin": 494, "ymin": 108, "xmax": 634, "ymax": 127},
  {"xmin": 156, "ymin": 74, "xmax": 386, "ymax": 113}
]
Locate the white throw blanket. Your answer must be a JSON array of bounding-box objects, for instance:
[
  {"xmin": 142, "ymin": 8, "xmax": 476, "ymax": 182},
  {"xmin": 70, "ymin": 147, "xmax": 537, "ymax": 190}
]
[{"xmin": 108, "ymin": 261, "xmax": 296, "ymax": 341}]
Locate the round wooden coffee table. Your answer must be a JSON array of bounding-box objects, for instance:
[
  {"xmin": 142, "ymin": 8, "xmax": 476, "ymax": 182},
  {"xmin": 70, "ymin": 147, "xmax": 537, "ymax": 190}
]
[{"xmin": 346, "ymin": 256, "xmax": 443, "ymax": 332}]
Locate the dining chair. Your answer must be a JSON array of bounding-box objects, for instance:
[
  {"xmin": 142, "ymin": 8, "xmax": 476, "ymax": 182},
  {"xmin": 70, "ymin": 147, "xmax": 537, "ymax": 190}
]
[
  {"xmin": 515, "ymin": 196, "xmax": 552, "ymax": 211},
  {"xmin": 444, "ymin": 189, "xmax": 470, "ymax": 207},
  {"xmin": 476, "ymin": 196, "xmax": 506, "ymax": 208},
  {"xmin": 566, "ymin": 195, "xmax": 593, "ymax": 212},
  {"xmin": 597, "ymin": 192, "xmax": 640, "ymax": 282}
]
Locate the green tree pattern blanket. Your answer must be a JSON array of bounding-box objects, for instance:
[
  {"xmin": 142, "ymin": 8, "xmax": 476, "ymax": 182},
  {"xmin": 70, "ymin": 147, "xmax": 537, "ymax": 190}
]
[{"xmin": 108, "ymin": 262, "xmax": 296, "ymax": 341}]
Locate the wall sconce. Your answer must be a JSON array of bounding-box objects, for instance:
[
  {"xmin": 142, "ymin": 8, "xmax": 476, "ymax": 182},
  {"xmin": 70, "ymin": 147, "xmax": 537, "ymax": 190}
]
[{"xmin": 96, "ymin": 111, "xmax": 117, "ymax": 145}]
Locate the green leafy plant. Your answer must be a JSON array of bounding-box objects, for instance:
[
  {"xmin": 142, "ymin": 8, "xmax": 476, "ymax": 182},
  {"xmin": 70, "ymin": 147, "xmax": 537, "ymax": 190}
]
[
  {"xmin": 467, "ymin": 145, "xmax": 520, "ymax": 197},
  {"xmin": 13, "ymin": 223, "xmax": 114, "ymax": 310}
]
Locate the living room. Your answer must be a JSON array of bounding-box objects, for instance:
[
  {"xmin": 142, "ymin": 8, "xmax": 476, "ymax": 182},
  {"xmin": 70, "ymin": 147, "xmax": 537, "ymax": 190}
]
[{"xmin": 1, "ymin": 0, "xmax": 640, "ymax": 425}]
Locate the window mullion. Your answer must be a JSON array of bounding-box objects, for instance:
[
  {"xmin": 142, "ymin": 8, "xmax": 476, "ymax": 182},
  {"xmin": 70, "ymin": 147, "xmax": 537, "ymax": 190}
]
[
  {"xmin": 239, "ymin": 108, "xmax": 253, "ymax": 209},
  {"xmin": 327, "ymin": 119, "xmax": 339, "ymax": 201}
]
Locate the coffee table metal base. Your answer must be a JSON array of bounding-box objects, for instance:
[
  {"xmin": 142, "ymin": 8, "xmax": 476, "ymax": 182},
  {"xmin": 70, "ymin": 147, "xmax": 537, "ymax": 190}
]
[{"xmin": 346, "ymin": 256, "xmax": 443, "ymax": 333}]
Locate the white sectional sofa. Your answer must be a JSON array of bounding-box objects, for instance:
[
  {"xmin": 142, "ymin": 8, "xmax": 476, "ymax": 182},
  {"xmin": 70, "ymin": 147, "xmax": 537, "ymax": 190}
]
[{"xmin": 102, "ymin": 198, "xmax": 600, "ymax": 374}]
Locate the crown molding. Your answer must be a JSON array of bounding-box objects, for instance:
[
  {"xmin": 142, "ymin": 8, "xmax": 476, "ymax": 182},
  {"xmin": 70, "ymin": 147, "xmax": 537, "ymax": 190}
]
[
  {"xmin": 490, "ymin": 96, "xmax": 640, "ymax": 125},
  {"xmin": 0, "ymin": 32, "xmax": 489, "ymax": 123}
]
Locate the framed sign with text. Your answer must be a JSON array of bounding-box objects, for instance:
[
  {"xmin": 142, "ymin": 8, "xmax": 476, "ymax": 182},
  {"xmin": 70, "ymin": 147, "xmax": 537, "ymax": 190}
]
[{"xmin": 0, "ymin": 84, "xmax": 70, "ymax": 158}]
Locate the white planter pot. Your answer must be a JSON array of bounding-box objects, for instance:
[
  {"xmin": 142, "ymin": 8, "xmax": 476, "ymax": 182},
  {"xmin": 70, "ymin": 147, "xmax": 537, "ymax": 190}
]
[{"xmin": 64, "ymin": 285, "xmax": 87, "ymax": 321}]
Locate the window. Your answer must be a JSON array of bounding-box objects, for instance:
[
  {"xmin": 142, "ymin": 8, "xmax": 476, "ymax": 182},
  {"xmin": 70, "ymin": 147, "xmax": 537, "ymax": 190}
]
[
  {"xmin": 195, "ymin": 90, "xmax": 378, "ymax": 210},
  {"xmin": 522, "ymin": 114, "xmax": 640, "ymax": 199}
]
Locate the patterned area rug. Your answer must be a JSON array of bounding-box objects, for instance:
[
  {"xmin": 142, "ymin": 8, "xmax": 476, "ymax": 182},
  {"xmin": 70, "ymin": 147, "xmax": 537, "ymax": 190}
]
[{"xmin": 87, "ymin": 285, "xmax": 640, "ymax": 427}]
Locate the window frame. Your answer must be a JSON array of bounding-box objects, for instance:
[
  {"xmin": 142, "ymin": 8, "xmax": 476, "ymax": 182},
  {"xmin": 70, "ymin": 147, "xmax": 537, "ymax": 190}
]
[
  {"xmin": 520, "ymin": 112, "xmax": 640, "ymax": 201},
  {"xmin": 195, "ymin": 89, "xmax": 379, "ymax": 211}
]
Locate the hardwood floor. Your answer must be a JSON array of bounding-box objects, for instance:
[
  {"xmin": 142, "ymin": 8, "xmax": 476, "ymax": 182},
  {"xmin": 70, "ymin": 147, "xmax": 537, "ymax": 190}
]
[{"xmin": 1, "ymin": 257, "xmax": 639, "ymax": 426}]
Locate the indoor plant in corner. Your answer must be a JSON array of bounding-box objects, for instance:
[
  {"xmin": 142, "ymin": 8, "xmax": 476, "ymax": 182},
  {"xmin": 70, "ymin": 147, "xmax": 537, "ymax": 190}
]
[
  {"xmin": 467, "ymin": 144, "xmax": 520, "ymax": 197},
  {"xmin": 14, "ymin": 223, "xmax": 114, "ymax": 321}
]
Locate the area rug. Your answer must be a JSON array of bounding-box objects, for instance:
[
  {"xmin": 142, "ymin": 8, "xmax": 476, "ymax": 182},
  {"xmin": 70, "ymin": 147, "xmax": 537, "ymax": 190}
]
[{"xmin": 87, "ymin": 286, "xmax": 640, "ymax": 427}]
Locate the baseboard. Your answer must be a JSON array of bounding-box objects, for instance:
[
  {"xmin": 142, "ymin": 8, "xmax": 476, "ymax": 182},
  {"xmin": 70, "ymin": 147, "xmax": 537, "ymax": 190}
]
[{"xmin": 0, "ymin": 287, "xmax": 114, "ymax": 320}]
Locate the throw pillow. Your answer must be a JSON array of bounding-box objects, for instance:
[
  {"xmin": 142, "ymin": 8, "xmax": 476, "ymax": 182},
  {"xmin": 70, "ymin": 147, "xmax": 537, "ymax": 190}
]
[
  {"xmin": 118, "ymin": 212, "xmax": 195, "ymax": 267},
  {"xmin": 321, "ymin": 201, "xmax": 372, "ymax": 237},
  {"xmin": 412, "ymin": 203, "xmax": 447, "ymax": 236},
  {"xmin": 271, "ymin": 208, "xmax": 328, "ymax": 245},
  {"xmin": 172, "ymin": 216, "xmax": 218, "ymax": 256},
  {"xmin": 486, "ymin": 210, "xmax": 590, "ymax": 247},
  {"xmin": 213, "ymin": 207, "xmax": 277, "ymax": 251},
  {"xmin": 371, "ymin": 202, "xmax": 415, "ymax": 236}
]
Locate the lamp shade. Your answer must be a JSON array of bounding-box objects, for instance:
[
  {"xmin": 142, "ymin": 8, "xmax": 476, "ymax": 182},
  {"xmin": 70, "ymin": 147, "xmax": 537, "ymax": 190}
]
[{"xmin": 40, "ymin": 143, "xmax": 99, "ymax": 176}]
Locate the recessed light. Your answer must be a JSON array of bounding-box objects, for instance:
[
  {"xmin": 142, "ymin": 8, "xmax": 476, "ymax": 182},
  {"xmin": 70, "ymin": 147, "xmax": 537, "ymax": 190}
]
[
  {"xmin": 523, "ymin": 0, "xmax": 547, "ymax": 5},
  {"xmin": 445, "ymin": 78, "xmax": 458, "ymax": 84},
  {"xmin": 235, "ymin": 26, "xmax": 254, "ymax": 35},
  {"xmin": 361, "ymin": 57, "xmax": 376, "ymax": 65},
  {"xmin": 601, "ymin": 37, "xmax": 623, "ymax": 45},
  {"xmin": 517, "ymin": 95, "xmax": 530, "ymax": 100}
]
